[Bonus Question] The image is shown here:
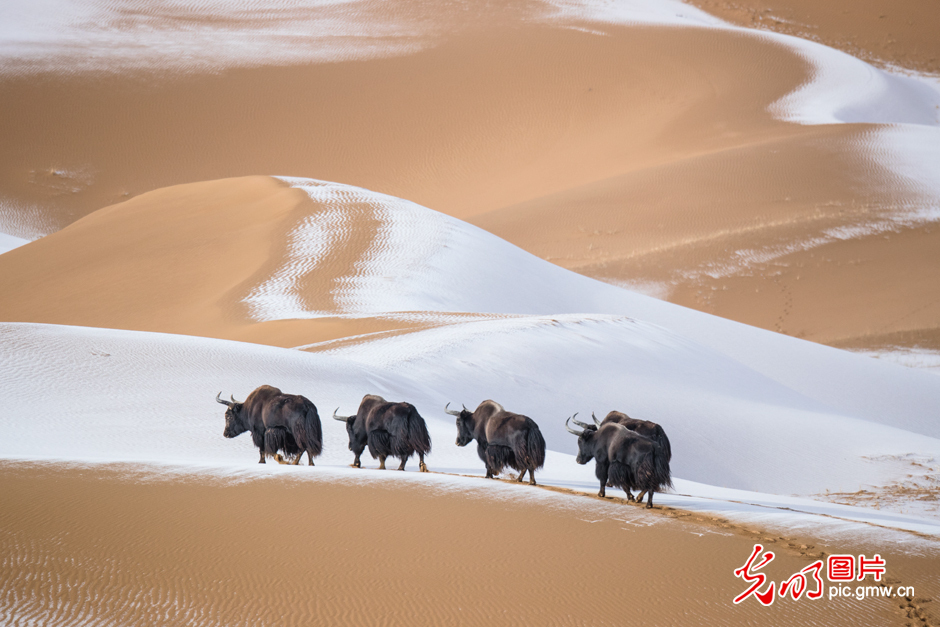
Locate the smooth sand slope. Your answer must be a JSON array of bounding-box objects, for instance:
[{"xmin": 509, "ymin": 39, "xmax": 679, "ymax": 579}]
[
  {"xmin": 0, "ymin": 177, "xmax": 455, "ymax": 346},
  {"xmin": 2, "ymin": 462, "xmax": 917, "ymax": 627},
  {"xmin": 2, "ymin": 4, "xmax": 938, "ymax": 350}
]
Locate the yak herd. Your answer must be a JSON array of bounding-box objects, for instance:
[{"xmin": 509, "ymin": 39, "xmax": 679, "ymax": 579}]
[{"xmin": 217, "ymin": 385, "xmax": 673, "ymax": 508}]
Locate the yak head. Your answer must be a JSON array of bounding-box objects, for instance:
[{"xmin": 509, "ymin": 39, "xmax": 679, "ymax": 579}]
[
  {"xmin": 332, "ymin": 408, "xmax": 357, "ymax": 450},
  {"xmin": 216, "ymin": 392, "xmax": 247, "ymax": 438},
  {"xmin": 445, "ymin": 403, "xmax": 474, "ymax": 447},
  {"xmin": 565, "ymin": 413, "xmax": 599, "ymax": 464}
]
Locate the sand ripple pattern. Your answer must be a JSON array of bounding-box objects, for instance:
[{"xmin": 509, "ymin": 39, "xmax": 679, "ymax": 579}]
[{"xmin": 0, "ymin": 464, "xmax": 908, "ymax": 627}]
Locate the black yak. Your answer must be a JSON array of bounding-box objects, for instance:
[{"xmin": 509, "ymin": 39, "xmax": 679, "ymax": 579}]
[
  {"xmin": 446, "ymin": 400, "xmax": 545, "ymax": 485},
  {"xmin": 333, "ymin": 394, "xmax": 431, "ymax": 472},
  {"xmin": 594, "ymin": 411, "xmax": 671, "ymax": 462},
  {"xmin": 216, "ymin": 385, "xmax": 322, "ymax": 465},
  {"xmin": 566, "ymin": 415, "xmax": 672, "ymax": 508}
]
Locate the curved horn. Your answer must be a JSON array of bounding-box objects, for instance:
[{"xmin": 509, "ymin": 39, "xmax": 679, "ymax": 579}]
[
  {"xmin": 565, "ymin": 416, "xmax": 584, "ymax": 436},
  {"xmin": 230, "ymin": 394, "xmax": 243, "ymax": 405},
  {"xmin": 444, "ymin": 402, "xmax": 461, "ymax": 416},
  {"xmin": 592, "ymin": 412, "xmax": 601, "ymax": 426},
  {"xmin": 571, "ymin": 412, "xmax": 594, "ymax": 430},
  {"xmin": 333, "ymin": 407, "xmax": 350, "ymax": 422},
  {"xmin": 216, "ymin": 392, "xmax": 234, "ymax": 407}
]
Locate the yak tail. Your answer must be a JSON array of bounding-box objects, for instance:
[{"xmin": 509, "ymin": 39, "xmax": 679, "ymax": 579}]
[
  {"xmin": 652, "ymin": 425, "xmax": 672, "ymax": 463},
  {"xmin": 406, "ymin": 409, "xmax": 432, "ymax": 456},
  {"xmin": 293, "ymin": 402, "xmax": 323, "ymax": 457},
  {"xmin": 635, "ymin": 443, "xmax": 673, "ymax": 494},
  {"xmin": 524, "ymin": 426, "xmax": 546, "ymax": 470},
  {"xmin": 654, "ymin": 442, "xmax": 673, "ymax": 491},
  {"xmin": 608, "ymin": 461, "xmax": 633, "ymax": 491}
]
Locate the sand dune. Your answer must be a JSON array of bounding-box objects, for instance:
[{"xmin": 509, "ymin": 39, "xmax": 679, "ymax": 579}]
[
  {"xmin": 2, "ymin": 7, "xmax": 938, "ymax": 351},
  {"xmin": 3, "ymin": 4, "xmax": 940, "ymax": 624},
  {"xmin": 2, "ymin": 462, "xmax": 916, "ymax": 627}
]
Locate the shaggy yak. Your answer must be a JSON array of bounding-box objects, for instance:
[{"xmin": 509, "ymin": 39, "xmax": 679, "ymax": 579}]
[
  {"xmin": 333, "ymin": 394, "xmax": 431, "ymax": 472},
  {"xmin": 216, "ymin": 385, "xmax": 322, "ymax": 465},
  {"xmin": 566, "ymin": 415, "xmax": 672, "ymax": 508},
  {"xmin": 446, "ymin": 400, "xmax": 546, "ymax": 485},
  {"xmin": 594, "ymin": 411, "xmax": 672, "ymax": 462}
]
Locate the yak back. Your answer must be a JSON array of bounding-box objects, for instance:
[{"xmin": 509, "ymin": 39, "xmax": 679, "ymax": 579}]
[
  {"xmin": 358, "ymin": 394, "xmax": 431, "ymax": 456},
  {"xmin": 241, "ymin": 385, "xmax": 283, "ymax": 430},
  {"xmin": 478, "ymin": 403, "xmax": 545, "ymax": 470},
  {"xmin": 602, "ymin": 411, "xmax": 672, "ymax": 462},
  {"xmin": 263, "ymin": 393, "xmax": 323, "ymax": 455},
  {"xmin": 602, "ymin": 423, "xmax": 672, "ymax": 492}
]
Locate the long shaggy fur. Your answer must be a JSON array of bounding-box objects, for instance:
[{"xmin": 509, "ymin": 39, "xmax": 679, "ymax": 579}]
[
  {"xmin": 648, "ymin": 425, "xmax": 672, "ymax": 463},
  {"xmin": 633, "ymin": 443, "xmax": 673, "ymax": 494},
  {"xmin": 607, "ymin": 461, "xmax": 633, "ymax": 491},
  {"xmin": 523, "ymin": 426, "xmax": 546, "ymax": 470},
  {"xmin": 388, "ymin": 406, "xmax": 432, "ymax": 458},
  {"xmin": 291, "ymin": 400, "xmax": 323, "ymax": 457},
  {"xmin": 368, "ymin": 429, "xmax": 393, "ymax": 458},
  {"xmin": 485, "ymin": 444, "xmax": 516, "ymax": 475},
  {"xmin": 264, "ymin": 427, "xmax": 299, "ymax": 458}
]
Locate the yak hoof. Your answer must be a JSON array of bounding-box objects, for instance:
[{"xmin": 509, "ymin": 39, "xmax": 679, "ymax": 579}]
[
  {"xmin": 419, "ymin": 462, "xmax": 429, "ymax": 473},
  {"xmin": 529, "ymin": 479, "xmax": 537, "ymax": 486},
  {"xmin": 646, "ymin": 503, "xmax": 653, "ymax": 509}
]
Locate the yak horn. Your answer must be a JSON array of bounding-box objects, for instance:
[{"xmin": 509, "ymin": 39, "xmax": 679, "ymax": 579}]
[
  {"xmin": 230, "ymin": 394, "xmax": 242, "ymax": 405},
  {"xmin": 592, "ymin": 412, "xmax": 601, "ymax": 426},
  {"xmin": 565, "ymin": 416, "xmax": 583, "ymax": 436},
  {"xmin": 216, "ymin": 392, "xmax": 234, "ymax": 407},
  {"xmin": 444, "ymin": 402, "xmax": 461, "ymax": 416},
  {"xmin": 571, "ymin": 413, "xmax": 594, "ymax": 430},
  {"xmin": 333, "ymin": 407, "xmax": 350, "ymax": 422}
]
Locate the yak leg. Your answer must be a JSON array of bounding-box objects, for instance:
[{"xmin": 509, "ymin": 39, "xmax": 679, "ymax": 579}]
[
  {"xmin": 418, "ymin": 453, "xmax": 428, "ymax": 473},
  {"xmin": 307, "ymin": 450, "xmax": 316, "ymax": 466},
  {"xmin": 635, "ymin": 490, "xmax": 647, "ymax": 503},
  {"xmin": 596, "ymin": 461, "xmax": 609, "ymax": 498},
  {"xmin": 397, "ymin": 457, "xmax": 407, "ymax": 471},
  {"xmin": 351, "ymin": 453, "xmax": 361, "ymax": 468},
  {"xmin": 290, "ymin": 453, "xmax": 301, "ymax": 465},
  {"xmin": 645, "ymin": 491, "xmax": 654, "ymax": 509},
  {"xmin": 378, "ymin": 455, "xmax": 387, "ymax": 470},
  {"xmin": 528, "ymin": 468, "xmax": 537, "ymax": 486},
  {"xmin": 516, "ymin": 469, "xmax": 527, "ymax": 482},
  {"xmin": 258, "ymin": 448, "xmax": 266, "ymax": 464}
]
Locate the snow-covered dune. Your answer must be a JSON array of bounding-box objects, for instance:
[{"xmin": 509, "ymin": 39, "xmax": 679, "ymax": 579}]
[
  {"xmin": 3, "ymin": 315, "xmax": 939, "ymax": 534},
  {"xmin": 3, "ymin": 177, "xmax": 940, "ymax": 516}
]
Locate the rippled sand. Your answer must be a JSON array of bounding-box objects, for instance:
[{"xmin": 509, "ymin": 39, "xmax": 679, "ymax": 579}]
[{"xmin": 0, "ymin": 462, "xmax": 922, "ymax": 626}]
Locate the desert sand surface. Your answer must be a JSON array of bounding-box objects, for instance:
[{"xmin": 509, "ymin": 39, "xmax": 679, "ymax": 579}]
[
  {"xmin": 2, "ymin": 0, "xmax": 940, "ymax": 625},
  {"xmin": 2, "ymin": 4, "xmax": 938, "ymax": 349},
  {"xmin": 1, "ymin": 462, "xmax": 931, "ymax": 627},
  {"xmin": 687, "ymin": 0, "xmax": 940, "ymax": 74}
]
